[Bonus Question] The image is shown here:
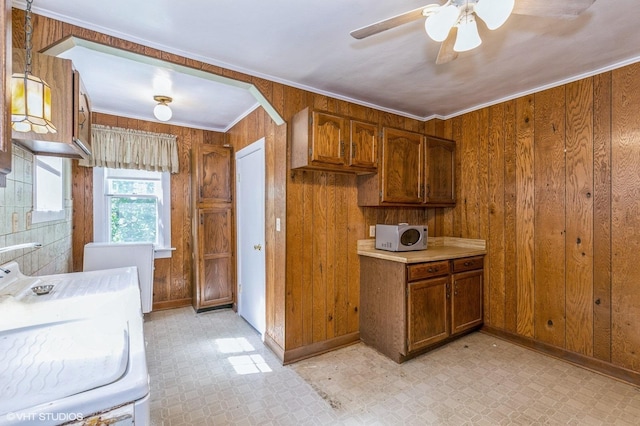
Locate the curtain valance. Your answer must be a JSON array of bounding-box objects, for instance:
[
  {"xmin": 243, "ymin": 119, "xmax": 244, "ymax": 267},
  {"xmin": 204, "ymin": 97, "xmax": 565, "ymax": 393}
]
[{"xmin": 79, "ymin": 124, "xmax": 179, "ymax": 173}]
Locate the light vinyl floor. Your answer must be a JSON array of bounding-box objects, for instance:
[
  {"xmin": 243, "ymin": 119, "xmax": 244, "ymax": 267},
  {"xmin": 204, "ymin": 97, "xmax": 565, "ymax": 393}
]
[{"xmin": 145, "ymin": 307, "xmax": 640, "ymax": 425}]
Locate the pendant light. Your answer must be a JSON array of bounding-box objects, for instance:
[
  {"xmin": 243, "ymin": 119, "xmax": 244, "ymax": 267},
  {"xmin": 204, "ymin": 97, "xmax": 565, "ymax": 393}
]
[
  {"xmin": 153, "ymin": 95, "xmax": 173, "ymax": 122},
  {"xmin": 11, "ymin": 0, "xmax": 57, "ymax": 134}
]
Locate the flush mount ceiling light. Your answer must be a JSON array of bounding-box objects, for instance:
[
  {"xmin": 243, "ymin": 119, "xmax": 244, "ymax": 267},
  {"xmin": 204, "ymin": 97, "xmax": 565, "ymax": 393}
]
[
  {"xmin": 351, "ymin": 0, "xmax": 596, "ymax": 64},
  {"xmin": 11, "ymin": 0, "xmax": 57, "ymax": 134},
  {"xmin": 153, "ymin": 95, "xmax": 173, "ymax": 122}
]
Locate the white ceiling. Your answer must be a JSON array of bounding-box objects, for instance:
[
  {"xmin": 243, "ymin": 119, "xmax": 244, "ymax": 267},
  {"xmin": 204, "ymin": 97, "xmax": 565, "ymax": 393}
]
[{"xmin": 14, "ymin": 0, "xmax": 640, "ymax": 130}]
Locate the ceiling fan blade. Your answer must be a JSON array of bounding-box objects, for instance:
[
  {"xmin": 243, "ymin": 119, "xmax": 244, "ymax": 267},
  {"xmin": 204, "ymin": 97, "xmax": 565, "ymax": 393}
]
[
  {"xmin": 436, "ymin": 27, "xmax": 458, "ymax": 65},
  {"xmin": 350, "ymin": 6, "xmax": 428, "ymax": 39},
  {"xmin": 513, "ymin": 0, "xmax": 596, "ymax": 17}
]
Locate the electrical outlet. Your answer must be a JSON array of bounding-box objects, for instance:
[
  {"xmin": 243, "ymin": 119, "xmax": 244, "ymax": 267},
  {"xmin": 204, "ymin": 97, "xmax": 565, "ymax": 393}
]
[
  {"xmin": 369, "ymin": 225, "xmax": 376, "ymax": 237},
  {"xmin": 276, "ymin": 217, "xmax": 281, "ymax": 232},
  {"xmin": 12, "ymin": 212, "xmax": 19, "ymax": 233}
]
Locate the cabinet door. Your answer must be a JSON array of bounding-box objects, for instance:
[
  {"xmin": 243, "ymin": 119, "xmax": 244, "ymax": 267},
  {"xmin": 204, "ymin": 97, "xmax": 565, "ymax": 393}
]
[
  {"xmin": 72, "ymin": 70, "xmax": 92, "ymax": 156},
  {"xmin": 196, "ymin": 145, "xmax": 232, "ymax": 205},
  {"xmin": 407, "ymin": 276, "xmax": 450, "ymax": 352},
  {"xmin": 381, "ymin": 128, "xmax": 424, "ymax": 204},
  {"xmin": 0, "ymin": 0, "xmax": 10, "ymax": 186},
  {"xmin": 197, "ymin": 207, "xmax": 234, "ymax": 308},
  {"xmin": 311, "ymin": 111, "xmax": 346, "ymax": 166},
  {"xmin": 425, "ymin": 136, "xmax": 455, "ymax": 205},
  {"xmin": 451, "ymin": 269, "xmax": 483, "ymax": 335},
  {"xmin": 349, "ymin": 120, "xmax": 377, "ymax": 170}
]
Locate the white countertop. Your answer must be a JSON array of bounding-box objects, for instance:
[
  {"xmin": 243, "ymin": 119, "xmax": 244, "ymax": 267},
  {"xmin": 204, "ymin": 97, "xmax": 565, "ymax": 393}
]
[{"xmin": 357, "ymin": 237, "xmax": 486, "ymax": 263}]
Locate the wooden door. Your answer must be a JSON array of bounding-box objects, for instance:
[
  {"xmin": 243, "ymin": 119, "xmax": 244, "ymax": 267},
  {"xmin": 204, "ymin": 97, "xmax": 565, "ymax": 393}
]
[
  {"xmin": 424, "ymin": 136, "xmax": 456, "ymax": 205},
  {"xmin": 0, "ymin": 0, "xmax": 10, "ymax": 187},
  {"xmin": 197, "ymin": 206, "xmax": 234, "ymax": 308},
  {"xmin": 451, "ymin": 269, "xmax": 483, "ymax": 335},
  {"xmin": 349, "ymin": 119, "xmax": 377, "ymax": 170},
  {"xmin": 310, "ymin": 111, "xmax": 345, "ymax": 166},
  {"xmin": 407, "ymin": 276, "xmax": 450, "ymax": 352},
  {"xmin": 380, "ymin": 127, "xmax": 424, "ymax": 204},
  {"xmin": 196, "ymin": 145, "xmax": 232, "ymax": 205}
]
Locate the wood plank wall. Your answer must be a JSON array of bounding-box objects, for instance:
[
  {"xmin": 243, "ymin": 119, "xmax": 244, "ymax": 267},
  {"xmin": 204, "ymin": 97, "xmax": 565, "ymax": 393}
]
[
  {"xmin": 430, "ymin": 65, "xmax": 640, "ymax": 375},
  {"xmin": 25, "ymin": 9, "xmax": 640, "ymax": 375},
  {"xmin": 71, "ymin": 112, "xmax": 226, "ymax": 311}
]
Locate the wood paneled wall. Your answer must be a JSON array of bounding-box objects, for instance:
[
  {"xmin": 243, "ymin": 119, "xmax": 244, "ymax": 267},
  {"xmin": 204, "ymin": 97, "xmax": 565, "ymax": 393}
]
[
  {"xmin": 429, "ymin": 65, "xmax": 640, "ymax": 377},
  {"xmin": 71, "ymin": 112, "xmax": 226, "ymax": 311},
  {"xmin": 26, "ymin": 9, "xmax": 640, "ymax": 377}
]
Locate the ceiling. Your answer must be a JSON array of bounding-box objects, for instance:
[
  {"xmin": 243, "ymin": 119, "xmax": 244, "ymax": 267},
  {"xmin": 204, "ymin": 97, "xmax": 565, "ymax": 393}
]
[{"xmin": 14, "ymin": 0, "xmax": 640, "ymax": 131}]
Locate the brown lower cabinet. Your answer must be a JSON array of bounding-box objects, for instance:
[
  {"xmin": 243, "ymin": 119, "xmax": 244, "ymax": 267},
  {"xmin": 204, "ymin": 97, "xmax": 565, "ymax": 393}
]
[{"xmin": 360, "ymin": 255, "xmax": 484, "ymax": 363}]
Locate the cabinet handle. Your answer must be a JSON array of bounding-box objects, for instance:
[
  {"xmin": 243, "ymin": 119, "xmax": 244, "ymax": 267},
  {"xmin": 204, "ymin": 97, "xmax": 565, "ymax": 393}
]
[
  {"xmin": 340, "ymin": 140, "xmax": 345, "ymax": 158},
  {"xmin": 200, "ymin": 213, "xmax": 203, "ymax": 225},
  {"xmin": 351, "ymin": 142, "xmax": 356, "ymax": 159},
  {"xmin": 427, "ymin": 268, "xmax": 433, "ymax": 273},
  {"xmin": 200, "ymin": 186, "xmax": 203, "ymax": 199},
  {"xmin": 78, "ymin": 106, "xmax": 87, "ymax": 129},
  {"xmin": 464, "ymin": 261, "xmax": 471, "ymax": 267}
]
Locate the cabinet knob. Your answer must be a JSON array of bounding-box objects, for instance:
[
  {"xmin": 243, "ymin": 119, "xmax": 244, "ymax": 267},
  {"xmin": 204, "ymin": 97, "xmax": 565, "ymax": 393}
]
[
  {"xmin": 428, "ymin": 268, "xmax": 433, "ymax": 273},
  {"xmin": 464, "ymin": 261, "xmax": 471, "ymax": 267}
]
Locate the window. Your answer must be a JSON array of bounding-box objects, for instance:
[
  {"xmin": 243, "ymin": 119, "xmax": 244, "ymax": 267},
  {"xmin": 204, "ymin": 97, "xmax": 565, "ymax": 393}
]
[
  {"xmin": 32, "ymin": 156, "xmax": 66, "ymax": 223},
  {"xmin": 93, "ymin": 167, "xmax": 172, "ymax": 258}
]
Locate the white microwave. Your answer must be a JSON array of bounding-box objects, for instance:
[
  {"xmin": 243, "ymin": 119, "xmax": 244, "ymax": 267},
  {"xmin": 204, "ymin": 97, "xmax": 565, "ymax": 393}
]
[{"xmin": 375, "ymin": 224, "xmax": 428, "ymax": 252}]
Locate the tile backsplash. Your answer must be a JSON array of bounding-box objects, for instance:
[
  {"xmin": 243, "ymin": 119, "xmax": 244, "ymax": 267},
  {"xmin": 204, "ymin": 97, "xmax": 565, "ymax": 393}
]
[{"xmin": 0, "ymin": 143, "xmax": 72, "ymax": 275}]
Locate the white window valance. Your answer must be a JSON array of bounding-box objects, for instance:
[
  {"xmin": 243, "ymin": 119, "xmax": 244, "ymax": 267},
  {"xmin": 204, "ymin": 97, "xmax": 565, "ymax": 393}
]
[{"xmin": 79, "ymin": 124, "xmax": 179, "ymax": 173}]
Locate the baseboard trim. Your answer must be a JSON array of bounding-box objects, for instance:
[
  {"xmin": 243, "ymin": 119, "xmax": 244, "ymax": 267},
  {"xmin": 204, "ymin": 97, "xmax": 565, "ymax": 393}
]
[
  {"xmin": 281, "ymin": 332, "xmax": 361, "ymax": 365},
  {"xmin": 481, "ymin": 325, "xmax": 640, "ymax": 387},
  {"xmin": 264, "ymin": 334, "xmax": 285, "ymax": 363},
  {"xmin": 152, "ymin": 298, "xmax": 192, "ymax": 311}
]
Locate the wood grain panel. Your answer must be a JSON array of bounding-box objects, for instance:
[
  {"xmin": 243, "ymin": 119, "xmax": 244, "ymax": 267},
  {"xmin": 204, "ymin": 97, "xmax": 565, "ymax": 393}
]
[
  {"xmin": 487, "ymin": 104, "xmax": 506, "ymax": 329},
  {"xmin": 611, "ymin": 65, "xmax": 640, "ymax": 371},
  {"xmin": 334, "ymin": 173, "xmax": 349, "ymax": 337},
  {"xmin": 515, "ymin": 95, "xmax": 535, "ymax": 338},
  {"xmin": 592, "ymin": 72, "xmax": 612, "ymax": 362},
  {"xmin": 533, "ymin": 87, "xmax": 566, "ymax": 347},
  {"xmin": 565, "ymin": 78, "xmax": 594, "ymax": 355},
  {"xmin": 503, "ymin": 100, "xmax": 518, "ymax": 334},
  {"xmin": 476, "ymin": 108, "xmax": 490, "ymax": 324},
  {"xmin": 312, "ymin": 172, "xmax": 328, "ymax": 342}
]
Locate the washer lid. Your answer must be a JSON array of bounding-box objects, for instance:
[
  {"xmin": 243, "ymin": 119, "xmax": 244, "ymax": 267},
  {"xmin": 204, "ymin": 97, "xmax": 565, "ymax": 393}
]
[{"xmin": 0, "ymin": 316, "xmax": 129, "ymax": 415}]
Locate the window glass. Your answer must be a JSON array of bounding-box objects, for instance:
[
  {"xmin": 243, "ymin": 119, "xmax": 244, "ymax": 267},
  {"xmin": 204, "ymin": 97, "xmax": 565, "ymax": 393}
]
[
  {"xmin": 32, "ymin": 156, "xmax": 65, "ymax": 223},
  {"xmin": 93, "ymin": 167, "xmax": 172, "ymax": 258}
]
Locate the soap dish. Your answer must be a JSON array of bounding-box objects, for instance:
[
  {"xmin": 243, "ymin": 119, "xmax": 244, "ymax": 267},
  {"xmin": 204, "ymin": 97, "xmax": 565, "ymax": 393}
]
[{"xmin": 31, "ymin": 284, "xmax": 54, "ymax": 295}]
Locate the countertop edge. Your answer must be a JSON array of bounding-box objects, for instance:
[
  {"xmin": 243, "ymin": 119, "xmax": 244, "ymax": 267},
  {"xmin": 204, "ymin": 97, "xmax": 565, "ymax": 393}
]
[{"xmin": 357, "ymin": 237, "xmax": 486, "ymax": 264}]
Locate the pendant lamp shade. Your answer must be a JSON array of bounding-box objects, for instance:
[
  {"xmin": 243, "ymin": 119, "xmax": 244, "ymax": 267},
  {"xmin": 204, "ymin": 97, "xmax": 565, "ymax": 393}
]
[
  {"xmin": 425, "ymin": 4, "xmax": 461, "ymax": 42},
  {"xmin": 454, "ymin": 14, "xmax": 482, "ymax": 52},
  {"xmin": 475, "ymin": 0, "xmax": 515, "ymax": 30}
]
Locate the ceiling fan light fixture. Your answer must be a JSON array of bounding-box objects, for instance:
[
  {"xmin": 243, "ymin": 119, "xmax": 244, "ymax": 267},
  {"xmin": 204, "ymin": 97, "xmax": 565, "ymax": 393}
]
[
  {"xmin": 474, "ymin": 0, "xmax": 515, "ymax": 30},
  {"xmin": 454, "ymin": 13, "xmax": 482, "ymax": 52},
  {"xmin": 425, "ymin": 4, "xmax": 461, "ymax": 42},
  {"xmin": 153, "ymin": 95, "xmax": 173, "ymax": 121}
]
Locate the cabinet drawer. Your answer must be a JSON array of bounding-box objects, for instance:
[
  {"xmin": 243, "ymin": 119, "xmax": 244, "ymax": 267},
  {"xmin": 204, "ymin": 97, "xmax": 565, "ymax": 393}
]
[
  {"xmin": 407, "ymin": 261, "xmax": 450, "ymax": 282},
  {"xmin": 452, "ymin": 256, "xmax": 484, "ymax": 273}
]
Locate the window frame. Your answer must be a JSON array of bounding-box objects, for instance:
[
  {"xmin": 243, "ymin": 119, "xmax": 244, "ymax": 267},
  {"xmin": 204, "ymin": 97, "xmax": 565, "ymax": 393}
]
[
  {"xmin": 93, "ymin": 167, "xmax": 173, "ymax": 259},
  {"xmin": 32, "ymin": 155, "xmax": 66, "ymax": 224}
]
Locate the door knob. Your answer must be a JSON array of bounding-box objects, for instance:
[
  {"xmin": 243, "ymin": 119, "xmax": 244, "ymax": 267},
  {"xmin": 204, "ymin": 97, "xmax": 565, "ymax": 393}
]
[{"xmin": 253, "ymin": 244, "xmax": 262, "ymax": 251}]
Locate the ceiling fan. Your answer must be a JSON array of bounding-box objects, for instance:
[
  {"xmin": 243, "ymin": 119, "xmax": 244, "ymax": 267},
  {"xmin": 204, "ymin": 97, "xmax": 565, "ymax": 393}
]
[{"xmin": 350, "ymin": 0, "xmax": 596, "ymax": 64}]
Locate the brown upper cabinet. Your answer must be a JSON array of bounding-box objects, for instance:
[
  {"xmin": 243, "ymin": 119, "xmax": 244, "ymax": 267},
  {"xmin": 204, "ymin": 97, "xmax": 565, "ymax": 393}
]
[
  {"xmin": 194, "ymin": 144, "xmax": 232, "ymax": 206},
  {"xmin": 291, "ymin": 107, "xmax": 377, "ymax": 174},
  {"xmin": 0, "ymin": 0, "xmax": 11, "ymax": 187},
  {"xmin": 358, "ymin": 130, "xmax": 456, "ymax": 207},
  {"xmin": 11, "ymin": 49, "xmax": 92, "ymax": 159}
]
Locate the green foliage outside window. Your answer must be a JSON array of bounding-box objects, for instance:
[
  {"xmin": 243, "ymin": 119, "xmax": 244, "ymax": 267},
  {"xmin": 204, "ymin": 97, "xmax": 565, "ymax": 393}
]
[{"xmin": 110, "ymin": 197, "xmax": 158, "ymax": 243}]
